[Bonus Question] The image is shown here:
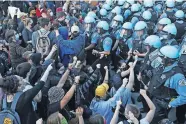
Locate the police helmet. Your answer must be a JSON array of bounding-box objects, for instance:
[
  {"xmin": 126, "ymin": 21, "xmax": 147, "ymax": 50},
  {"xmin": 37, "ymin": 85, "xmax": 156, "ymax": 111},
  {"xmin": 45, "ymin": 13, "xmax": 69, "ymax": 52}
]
[
  {"xmin": 122, "ymin": 22, "xmax": 133, "ymax": 30},
  {"xmin": 166, "ymin": 0, "xmax": 175, "ymax": 8},
  {"xmin": 131, "ymin": 4, "xmax": 140, "ymax": 12},
  {"xmin": 123, "ymin": 0, "xmax": 134, "ymax": 9},
  {"xmin": 84, "ymin": 16, "xmax": 96, "ymax": 24},
  {"xmin": 87, "ymin": 11, "xmax": 97, "ymax": 19},
  {"xmin": 97, "ymin": 21, "xmax": 109, "ymax": 31},
  {"xmin": 176, "ymin": 0, "xmax": 183, "ymax": 2},
  {"xmin": 102, "ymin": 4, "xmax": 112, "ymax": 11},
  {"xmin": 163, "ymin": 24, "xmax": 177, "ymax": 36},
  {"xmin": 118, "ymin": 0, "xmax": 125, "ymax": 6},
  {"xmin": 159, "ymin": 45, "xmax": 179, "ymax": 59},
  {"xmin": 100, "ymin": 9, "xmax": 107, "ymax": 16},
  {"xmin": 175, "ymin": 10, "xmax": 184, "ymax": 19},
  {"xmin": 71, "ymin": 25, "xmax": 80, "ymax": 33},
  {"xmin": 158, "ymin": 18, "xmax": 171, "ymax": 25},
  {"xmin": 106, "ymin": 0, "xmax": 113, "ymax": 6},
  {"xmin": 113, "ymin": 15, "xmax": 124, "ymax": 23},
  {"xmin": 142, "ymin": 10, "xmax": 152, "ymax": 20},
  {"xmin": 111, "ymin": 6, "xmax": 121, "ymax": 15},
  {"xmin": 144, "ymin": 0, "xmax": 154, "ymax": 8},
  {"xmin": 144, "ymin": 35, "xmax": 161, "ymax": 48},
  {"xmin": 134, "ymin": 21, "xmax": 147, "ymax": 31}
]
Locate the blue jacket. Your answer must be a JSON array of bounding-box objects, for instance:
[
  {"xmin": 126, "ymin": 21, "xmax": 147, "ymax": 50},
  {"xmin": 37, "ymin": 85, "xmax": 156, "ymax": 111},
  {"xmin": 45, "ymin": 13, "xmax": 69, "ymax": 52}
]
[
  {"xmin": 90, "ymin": 87, "xmax": 131, "ymax": 124},
  {"xmin": 164, "ymin": 62, "xmax": 186, "ymax": 107}
]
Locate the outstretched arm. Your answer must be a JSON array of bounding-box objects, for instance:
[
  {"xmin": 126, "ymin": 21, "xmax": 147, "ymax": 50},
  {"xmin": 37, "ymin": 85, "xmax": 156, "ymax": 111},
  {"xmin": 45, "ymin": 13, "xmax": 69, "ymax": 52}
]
[{"xmin": 140, "ymin": 89, "xmax": 156, "ymax": 123}]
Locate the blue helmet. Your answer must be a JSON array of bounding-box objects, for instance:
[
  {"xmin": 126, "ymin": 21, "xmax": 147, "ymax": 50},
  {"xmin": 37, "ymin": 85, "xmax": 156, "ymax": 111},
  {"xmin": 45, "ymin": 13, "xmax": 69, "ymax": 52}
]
[
  {"xmin": 163, "ymin": 24, "xmax": 177, "ymax": 35},
  {"xmin": 159, "ymin": 45, "xmax": 179, "ymax": 59},
  {"xmin": 100, "ymin": 9, "xmax": 107, "ymax": 16},
  {"xmin": 144, "ymin": 35, "xmax": 161, "ymax": 48},
  {"xmin": 113, "ymin": 15, "xmax": 124, "ymax": 23},
  {"xmin": 166, "ymin": 0, "xmax": 175, "ymax": 8},
  {"xmin": 144, "ymin": 0, "xmax": 154, "ymax": 7},
  {"xmin": 97, "ymin": 21, "xmax": 109, "ymax": 31},
  {"xmin": 122, "ymin": 22, "xmax": 133, "ymax": 30},
  {"xmin": 142, "ymin": 10, "xmax": 152, "ymax": 20},
  {"xmin": 175, "ymin": 10, "xmax": 184, "ymax": 19},
  {"xmin": 87, "ymin": 11, "xmax": 97, "ymax": 19},
  {"xmin": 158, "ymin": 18, "xmax": 171, "ymax": 25},
  {"xmin": 118, "ymin": 0, "xmax": 125, "ymax": 6},
  {"xmin": 176, "ymin": 0, "xmax": 183, "ymax": 2},
  {"xmin": 134, "ymin": 21, "xmax": 147, "ymax": 31},
  {"xmin": 131, "ymin": 4, "xmax": 140, "ymax": 12},
  {"xmin": 102, "ymin": 4, "xmax": 112, "ymax": 11},
  {"xmin": 84, "ymin": 16, "xmax": 95, "ymax": 24},
  {"xmin": 111, "ymin": 6, "xmax": 121, "ymax": 14},
  {"xmin": 106, "ymin": 0, "xmax": 113, "ymax": 6}
]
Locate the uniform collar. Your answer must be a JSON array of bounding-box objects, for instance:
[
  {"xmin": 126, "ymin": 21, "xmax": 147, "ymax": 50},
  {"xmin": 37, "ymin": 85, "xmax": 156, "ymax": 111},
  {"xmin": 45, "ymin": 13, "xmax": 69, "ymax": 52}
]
[{"xmin": 163, "ymin": 61, "xmax": 178, "ymax": 73}]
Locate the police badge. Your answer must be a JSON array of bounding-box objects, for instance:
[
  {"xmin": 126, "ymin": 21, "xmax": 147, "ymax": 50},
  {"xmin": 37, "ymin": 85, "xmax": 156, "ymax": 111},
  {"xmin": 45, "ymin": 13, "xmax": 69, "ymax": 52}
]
[{"xmin": 179, "ymin": 79, "xmax": 186, "ymax": 86}]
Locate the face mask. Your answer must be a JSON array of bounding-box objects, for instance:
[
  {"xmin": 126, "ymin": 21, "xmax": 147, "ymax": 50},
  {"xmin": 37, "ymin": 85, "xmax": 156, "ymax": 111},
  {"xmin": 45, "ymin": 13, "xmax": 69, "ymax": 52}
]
[{"xmin": 50, "ymin": 12, "xmax": 53, "ymax": 16}]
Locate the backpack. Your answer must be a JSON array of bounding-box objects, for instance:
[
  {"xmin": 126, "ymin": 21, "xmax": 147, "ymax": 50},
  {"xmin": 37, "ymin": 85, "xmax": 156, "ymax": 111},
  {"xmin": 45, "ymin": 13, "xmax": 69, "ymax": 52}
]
[
  {"xmin": 0, "ymin": 92, "xmax": 23, "ymax": 124},
  {"xmin": 36, "ymin": 30, "xmax": 51, "ymax": 57}
]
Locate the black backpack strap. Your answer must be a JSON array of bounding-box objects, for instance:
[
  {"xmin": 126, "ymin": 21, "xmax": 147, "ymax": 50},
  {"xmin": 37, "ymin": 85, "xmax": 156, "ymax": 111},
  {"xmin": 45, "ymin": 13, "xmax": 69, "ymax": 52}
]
[{"xmin": 11, "ymin": 92, "xmax": 23, "ymax": 111}]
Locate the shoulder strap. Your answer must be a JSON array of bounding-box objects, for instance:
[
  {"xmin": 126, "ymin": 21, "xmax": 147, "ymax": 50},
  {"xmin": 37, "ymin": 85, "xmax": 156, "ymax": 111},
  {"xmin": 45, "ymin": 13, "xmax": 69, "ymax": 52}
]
[
  {"xmin": 2, "ymin": 94, "xmax": 7, "ymax": 109},
  {"xmin": 11, "ymin": 92, "xmax": 23, "ymax": 111},
  {"xmin": 37, "ymin": 30, "xmax": 50, "ymax": 37}
]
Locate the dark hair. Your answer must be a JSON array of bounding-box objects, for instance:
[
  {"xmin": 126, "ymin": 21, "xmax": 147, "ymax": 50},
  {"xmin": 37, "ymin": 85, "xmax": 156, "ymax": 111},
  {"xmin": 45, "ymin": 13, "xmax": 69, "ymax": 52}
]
[
  {"xmin": 40, "ymin": 18, "xmax": 50, "ymax": 28},
  {"xmin": 125, "ymin": 104, "xmax": 140, "ymax": 118},
  {"xmin": 88, "ymin": 114, "xmax": 105, "ymax": 124},
  {"xmin": 0, "ymin": 75, "xmax": 19, "ymax": 94}
]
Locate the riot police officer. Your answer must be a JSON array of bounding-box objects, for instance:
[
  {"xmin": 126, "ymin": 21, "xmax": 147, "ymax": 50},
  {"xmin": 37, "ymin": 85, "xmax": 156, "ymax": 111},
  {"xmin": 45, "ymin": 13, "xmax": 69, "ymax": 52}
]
[
  {"xmin": 138, "ymin": 35, "xmax": 162, "ymax": 113},
  {"xmin": 160, "ymin": 0, "xmax": 177, "ymax": 23},
  {"xmin": 159, "ymin": 24, "xmax": 178, "ymax": 47},
  {"xmin": 143, "ymin": 0, "xmax": 158, "ymax": 23},
  {"xmin": 148, "ymin": 45, "xmax": 186, "ymax": 124},
  {"xmin": 175, "ymin": 0, "xmax": 184, "ymax": 10},
  {"xmin": 142, "ymin": 10, "xmax": 156, "ymax": 35},
  {"xmin": 174, "ymin": 10, "xmax": 186, "ymax": 41},
  {"xmin": 84, "ymin": 15, "xmax": 99, "ymax": 65},
  {"xmin": 112, "ymin": 22, "xmax": 133, "ymax": 70},
  {"xmin": 132, "ymin": 21, "xmax": 148, "ymax": 59},
  {"xmin": 156, "ymin": 18, "xmax": 172, "ymax": 33},
  {"xmin": 130, "ymin": 4, "xmax": 141, "ymax": 27},
  {"xmin": 99, "ymin": 9, "xmax": 110, "ymax": 23},
  {"xmin": 139, "ymin": 35, "xmax": 162, "ymax": 83},
  {"xmin": 110, "ymin": 14, "xmax": 123, "ymax": 34},
  {"xmin": 91, "ymin": 21, "xmax": 112, "ymax": 75}
]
